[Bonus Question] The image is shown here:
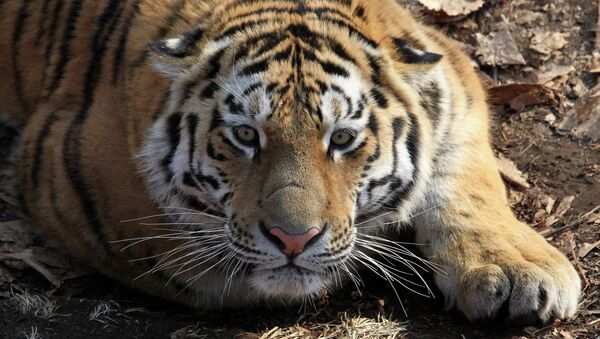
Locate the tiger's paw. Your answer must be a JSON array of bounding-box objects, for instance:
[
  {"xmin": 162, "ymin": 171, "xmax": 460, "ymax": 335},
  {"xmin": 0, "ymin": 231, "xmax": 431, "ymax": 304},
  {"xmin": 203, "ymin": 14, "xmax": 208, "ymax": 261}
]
[{"xmin": 452, "ymin": 238, "xmax": 581, "ymax": 324}]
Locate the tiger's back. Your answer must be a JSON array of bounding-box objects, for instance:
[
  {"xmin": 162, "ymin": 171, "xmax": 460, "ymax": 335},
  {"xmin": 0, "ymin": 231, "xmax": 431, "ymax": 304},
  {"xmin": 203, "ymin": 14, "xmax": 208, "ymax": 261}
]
[{"xmin": 0, "ymin": 0, "xmax": 580, "ymax": 321}]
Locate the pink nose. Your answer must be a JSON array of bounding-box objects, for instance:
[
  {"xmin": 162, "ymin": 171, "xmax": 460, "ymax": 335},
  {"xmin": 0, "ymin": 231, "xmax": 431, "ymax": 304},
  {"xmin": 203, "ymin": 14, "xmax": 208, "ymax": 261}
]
[{"xmin": 269, "ymin": 227, "xmax": 320, "ymax": 256}]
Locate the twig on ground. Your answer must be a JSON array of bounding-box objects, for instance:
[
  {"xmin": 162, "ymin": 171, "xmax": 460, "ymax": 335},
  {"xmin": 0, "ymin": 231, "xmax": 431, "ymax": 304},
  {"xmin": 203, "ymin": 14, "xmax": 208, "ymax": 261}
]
[
  {"xmin": 539, "ymin": 205, "xmax": 600, "ymax": 238},
  {"xmin": 566, "ymin": 232, "xmax": 590, "ymax": 289}
]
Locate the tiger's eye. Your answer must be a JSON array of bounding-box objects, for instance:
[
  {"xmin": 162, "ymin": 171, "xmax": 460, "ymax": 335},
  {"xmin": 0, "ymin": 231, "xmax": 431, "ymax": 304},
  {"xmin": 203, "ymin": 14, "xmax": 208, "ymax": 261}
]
[
  {"xmin": 234, "ymin": 125, "xmax": 258, "ymax": 145},
  {"xmin": 330, "ymin": 130, "xmax": 355, "ymax": 147}
]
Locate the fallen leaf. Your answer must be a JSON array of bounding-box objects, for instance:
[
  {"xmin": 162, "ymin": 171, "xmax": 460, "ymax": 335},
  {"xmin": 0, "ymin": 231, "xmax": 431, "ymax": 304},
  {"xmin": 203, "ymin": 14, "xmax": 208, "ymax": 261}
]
[
  {"xmin": 557, "ymin": 85, "xmax": 600, "ymax": 141},
  {"xmin": 545, "ymin": 197, "xmax": 556, "ymax": 214},
  {"xmin": 530, "ymin": 31, "xmax": 569, "ymax": 55},
  {"xmin": 534, "ymin": 64, "xmax": 575, "ymax": 84},
  {"xmin": 513, "ymin": 10, "xmax": 544, "ymax": 25},
  {"xmin": 475, "ymin": 24, "xmax": 526, "ymax": 66},
  {"xmin": 488, "ymin": 83, "xmax": 556, "ymax": 112},
  {"xmin": 416, "ymin": 0, "xmax": 485, "ymax": 17},
  {"xmin": 578, "ymin": 240, "xmax": 600, "ymax": 258},
  {"xmin": 554, "ymin": 196, "xmax": 575, "ymax": 219},
  {"xmin": 497, "ymin": 154, "xmax": 530, "ymax": 190},
  {"xmin": 551, "ymin": 329, "xmax": 575, "ymax": 339}
]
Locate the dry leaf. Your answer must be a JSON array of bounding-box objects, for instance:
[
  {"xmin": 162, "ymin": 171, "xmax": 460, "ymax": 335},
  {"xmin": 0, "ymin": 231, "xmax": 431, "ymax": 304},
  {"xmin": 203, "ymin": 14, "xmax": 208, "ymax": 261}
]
[
  {"xmin": 475, "ymin": 24, "xmax": 526, "ymax": 66},
  {"xmin": 551, "ymin": 329, "xmax": 575, "ymax": 339},
  {"xmin": 578, "ymin": 240, "xmax": 600, "ymax": 258},
  {"xmin": 557, "ymin": 85, "xmax": 600, "ymax": 141},
  {"xmin": 530, "ymin": 31, "xmax": 569, "ymax": 55},
  {"xmin": 554, "ymin": 196, "xmax": 575, "ymax": 219},
  {"xmin": 487, "ymin": 83, "xmax": 556, "ymax": 112},
  {"xmin": 545, "ymin": 197, "xmax": 556, "ymax": 214},
  {"xmin": 534, "ymin": 64, "xmax": 575, "ymax": 84},
  {"xmin": 416, "ymin": 0, "xmax": 485, "ymax": 17},
  {"xmin": 513, "ymin": 10, "xmax": 543, "ymax": 25},
  {"xmin": 497, "ymin": 154, "xmax": 530, "ymax": 190}
]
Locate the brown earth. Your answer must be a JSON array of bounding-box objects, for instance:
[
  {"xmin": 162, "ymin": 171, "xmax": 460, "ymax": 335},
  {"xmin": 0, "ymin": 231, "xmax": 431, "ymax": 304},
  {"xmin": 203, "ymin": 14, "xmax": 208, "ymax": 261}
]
[{"xmin": 1, "ymin": 0, "xmax": 599, "ymax": 338}]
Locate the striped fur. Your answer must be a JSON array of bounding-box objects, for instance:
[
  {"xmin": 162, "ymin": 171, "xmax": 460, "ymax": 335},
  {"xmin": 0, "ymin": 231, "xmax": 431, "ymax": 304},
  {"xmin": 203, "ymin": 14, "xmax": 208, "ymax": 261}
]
[{"xmin": 0, "ymin": 0, "xmax": 580, "ymax": 322}]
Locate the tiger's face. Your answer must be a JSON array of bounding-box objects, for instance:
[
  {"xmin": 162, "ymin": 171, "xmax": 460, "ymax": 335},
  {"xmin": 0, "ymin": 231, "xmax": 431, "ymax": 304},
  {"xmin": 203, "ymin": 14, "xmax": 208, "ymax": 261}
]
[{"xmin": 141, "ymin": 3, "xmax": 437, "ymax": 300}]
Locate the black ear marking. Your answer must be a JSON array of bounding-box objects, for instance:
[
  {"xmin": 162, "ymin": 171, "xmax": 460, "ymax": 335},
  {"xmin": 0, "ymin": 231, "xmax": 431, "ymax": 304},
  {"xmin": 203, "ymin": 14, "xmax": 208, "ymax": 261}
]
[
  {"xmin": 392, "ymin": 37, "xmax": 443, "ymax": 65},
  {"xmin": 148, "ymin": 27, "xmax": 204, "ymax": 58}
]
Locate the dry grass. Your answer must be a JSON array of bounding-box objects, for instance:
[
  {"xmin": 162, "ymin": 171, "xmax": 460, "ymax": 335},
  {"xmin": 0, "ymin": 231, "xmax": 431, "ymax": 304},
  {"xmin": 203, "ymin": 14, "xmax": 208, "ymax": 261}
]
[
  {"xmin": 88, "ymin": 302, "xmax": 118, "ymax": 324},
  {"xmin": 257, "ymin": 314, "xmax": 405, "ymax": 339},
  {"xmin": 12, "ymin": 290, "xmax": 58, "ymax": 319},
  {"xmin": 22, "ymin": 327, "xmax": 40, "ymax": 339}
]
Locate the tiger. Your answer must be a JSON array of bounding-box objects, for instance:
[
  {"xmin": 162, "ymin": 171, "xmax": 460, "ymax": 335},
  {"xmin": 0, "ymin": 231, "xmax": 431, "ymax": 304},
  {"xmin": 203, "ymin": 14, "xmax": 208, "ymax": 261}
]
[{"xmin": 0, "ymin": 0, "xmax": 581, "ymax": 324}]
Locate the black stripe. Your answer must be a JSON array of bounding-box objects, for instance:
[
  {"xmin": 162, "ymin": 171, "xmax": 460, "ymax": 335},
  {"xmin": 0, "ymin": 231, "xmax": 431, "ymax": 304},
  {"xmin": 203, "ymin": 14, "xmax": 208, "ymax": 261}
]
[
  {"xmin": 350, "ymin": 94, "xmax": 367, "ymax": 120},
  {"xmin": 273, "ymin": 48, "xmax": 293, "ymax": 61},
  {"xmin": 218, "ymin": 132, "xmax": 245, "ymax": 156},
  {"xmin": 220, "ymin": 18, "xmax": 281, "ymax": 39},
  {"xmin": 183, "ymin": 172, "xmax": 197, "ymax": 188},
  {"xmin": 12, "ymin": 1, "xmax": 32, "ymax": 113},
  {"xmin": 321, "ymin": 60, "xmax": 349, "ymax": 77},
  {"xmin": 184, "ymin": 195, "xmax": 226, "ymax": 218},
  {"xmin": 161, "ymin": 112, "xmax": 183, "ymax": 177},
  {"xmin": 246, "ymin": 32, "xmax": 286, "ymax": 58},
  {"xmin": 32, "ymin": 109, "xmax": 60, "ymax": 188},
  {"xmin": 221, "ymin": 5, "xmax": 353, "ymax": 31},
  {"xmin": 194, "ymin": 171, "xmax": 221, "ymax": 190},
  {"xmin": 35, "ymin": 0, "xmax": 53, "ymax": 45},
  {"xmin": 200, "ymin": 81, "xmax": 219, "ymax": 99},
  {"xmin": 385, "ymin": 112, "xmax": 420, "ymax": 208},
  {"xmin": 240, "ymin": 59, "xmax": 269, "ymax": 75},
  {"xmin": 206, "ymin": 142, "xmax": 227, "ymax": 161},
  {"xmin": 353, "ymin": 5, "xmax": 366, "ymax": 19},
  {"xmin": 41, "ymin": 0, "xmax": 64, "ymax": 86},
  {"xmin": 330, "ymin": 84, "xmax": 354, "ymax": 118},
  {"xmin": 112, "ymin": 0, "xmax": 142, "ymax": 84},
  {"xmin": 220, "ymin": 192, "xmax": 232, "ymax": 205},
  {"xmin": 61, "ymin": 0, "xmax": 125, "ymax": 253},
  {"xmin": 208, "ymin": 107, "xmax": 223, "ymax": 131},
  {"xmin": 206, "ymin": 49, "xmax": 226, "ymax": 79},
  {"xmin": 187, "ymin": 114, "xmax": 198, "ymax": 167},
  {"xmin": 364, "ymin": 117, "xmax": 404, "ymax": 200},
  {"xmin": 329, "ymin": 40, "xmax": 356, "ymax": 64},
  {"xmin": 318, "ymin": 16, "xmax": 378, "ymax": 48},
  {"xmin": 46, "ymin": 0, "xmax": 85, "ymax": 98},
  {"xmin": 370, "ymin": 88, "xmax": 388, "ymax": 109},
  {"xmin": 224, "ymin": 94, "xmax": 245, "ymax": 114},
  {"xmin": 345, "ymin": 140, "xmax": 368, "ymax": 159},
  {"xmin": 242, "ymin": 83, "xmax": 262, "ymax": 97}
]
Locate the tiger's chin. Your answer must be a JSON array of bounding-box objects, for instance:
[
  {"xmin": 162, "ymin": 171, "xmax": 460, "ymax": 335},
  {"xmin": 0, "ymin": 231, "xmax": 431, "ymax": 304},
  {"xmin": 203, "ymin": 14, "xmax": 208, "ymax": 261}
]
[{"xmin": 249, "ymin": 265, "xmax": 327, "ymax": 299}]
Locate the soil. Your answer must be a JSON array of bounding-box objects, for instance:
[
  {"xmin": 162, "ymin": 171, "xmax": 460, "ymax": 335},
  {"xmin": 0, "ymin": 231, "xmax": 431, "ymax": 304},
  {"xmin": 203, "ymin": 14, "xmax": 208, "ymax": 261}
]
[{"xmin": 1, "ymin": 0, "xmax": 599, "ymax": 338}]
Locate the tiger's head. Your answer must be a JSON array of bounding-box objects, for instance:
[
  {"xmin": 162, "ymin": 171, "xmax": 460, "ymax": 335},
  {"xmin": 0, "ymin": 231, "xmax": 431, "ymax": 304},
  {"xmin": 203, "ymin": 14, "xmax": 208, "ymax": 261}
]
[{"xmin": 140, "ymin": 0, "xmax": 443, "ymax": 301}]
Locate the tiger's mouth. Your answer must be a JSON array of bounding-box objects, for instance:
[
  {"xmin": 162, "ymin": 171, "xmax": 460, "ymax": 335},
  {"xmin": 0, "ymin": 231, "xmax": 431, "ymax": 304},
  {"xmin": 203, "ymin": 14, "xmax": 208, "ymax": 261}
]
[{"xmin": 249, "ymin": 263, "xmax": 328, "ymax": 298}]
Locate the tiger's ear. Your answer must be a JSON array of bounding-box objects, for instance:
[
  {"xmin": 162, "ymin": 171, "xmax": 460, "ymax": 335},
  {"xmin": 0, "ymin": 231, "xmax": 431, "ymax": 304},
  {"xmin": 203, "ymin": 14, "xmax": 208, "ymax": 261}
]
[
  {"xmin": 391, "ymin": 37, "xmax": 443, "ymax": 66},
  {"xmin": 148, "ymin": 28, "xmax": 204, "ymax": 78}
]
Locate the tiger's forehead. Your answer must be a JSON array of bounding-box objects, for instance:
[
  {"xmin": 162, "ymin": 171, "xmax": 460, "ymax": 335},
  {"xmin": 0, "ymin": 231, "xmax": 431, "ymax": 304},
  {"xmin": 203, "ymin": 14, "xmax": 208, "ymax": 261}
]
[{"xmin": 215, "ymin": 49, "xmax": 369, "ymax": 131}]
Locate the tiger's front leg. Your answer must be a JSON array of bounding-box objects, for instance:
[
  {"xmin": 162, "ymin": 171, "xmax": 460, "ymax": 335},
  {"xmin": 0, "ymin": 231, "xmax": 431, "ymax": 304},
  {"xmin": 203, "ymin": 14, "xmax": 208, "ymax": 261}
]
[{"xmin": 414, "ymin": 143, "xmax": 581, "ymax": 324}]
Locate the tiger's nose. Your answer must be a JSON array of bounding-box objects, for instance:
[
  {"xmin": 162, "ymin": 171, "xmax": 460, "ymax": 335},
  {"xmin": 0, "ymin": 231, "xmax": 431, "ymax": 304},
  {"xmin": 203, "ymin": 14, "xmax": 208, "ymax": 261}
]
[{"xmin": 265, "ymin": 227, "xmax": 321, "ymax": 256}]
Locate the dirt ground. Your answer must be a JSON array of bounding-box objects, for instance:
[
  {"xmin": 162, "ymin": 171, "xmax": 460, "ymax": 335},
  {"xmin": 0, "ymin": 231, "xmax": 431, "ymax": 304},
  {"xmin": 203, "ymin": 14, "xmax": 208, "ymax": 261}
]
[{"xmin": 1, "ymin": 0, "xmax": 599, "ymax": 338}]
